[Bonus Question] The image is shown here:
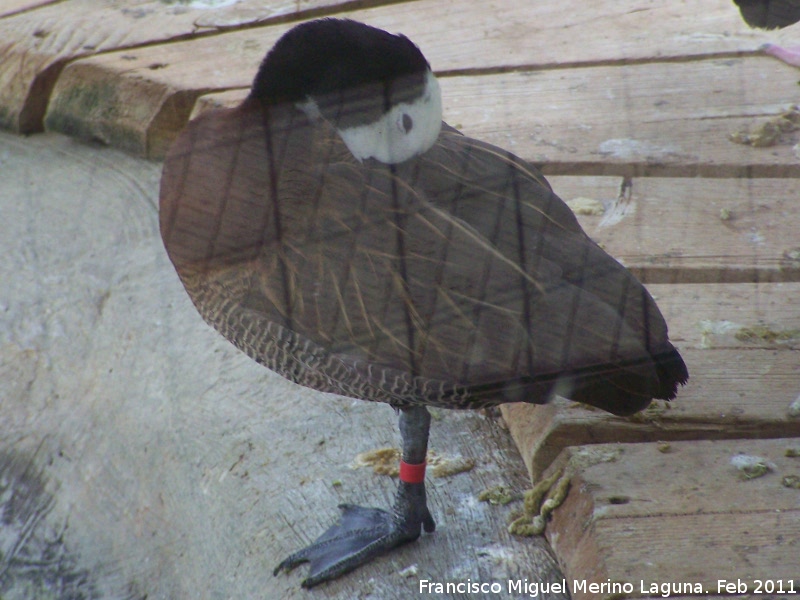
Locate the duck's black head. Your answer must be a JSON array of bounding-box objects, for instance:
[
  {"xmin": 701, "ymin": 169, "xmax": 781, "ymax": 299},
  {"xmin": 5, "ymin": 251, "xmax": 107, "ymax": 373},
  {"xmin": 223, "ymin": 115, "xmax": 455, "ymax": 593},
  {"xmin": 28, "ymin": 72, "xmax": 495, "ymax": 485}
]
[{"xmin": 250, "ymin": 19, "xmax": 443, "ymax": 164}]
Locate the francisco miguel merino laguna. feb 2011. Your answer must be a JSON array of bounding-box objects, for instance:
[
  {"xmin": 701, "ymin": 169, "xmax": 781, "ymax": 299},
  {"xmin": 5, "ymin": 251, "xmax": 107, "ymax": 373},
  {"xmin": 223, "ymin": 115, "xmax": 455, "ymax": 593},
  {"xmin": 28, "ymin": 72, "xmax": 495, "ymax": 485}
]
[{"xmin": 418, "ymin": 578, "xmax": 740, "ymax": 597}]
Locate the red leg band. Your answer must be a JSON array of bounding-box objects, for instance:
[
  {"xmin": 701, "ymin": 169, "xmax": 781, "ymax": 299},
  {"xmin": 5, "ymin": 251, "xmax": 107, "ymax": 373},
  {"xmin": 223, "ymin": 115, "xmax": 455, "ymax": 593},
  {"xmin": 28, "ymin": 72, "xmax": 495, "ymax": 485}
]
[{"xmin": 399, "ymin": 460, "xmax": 426, "ymax": 484}]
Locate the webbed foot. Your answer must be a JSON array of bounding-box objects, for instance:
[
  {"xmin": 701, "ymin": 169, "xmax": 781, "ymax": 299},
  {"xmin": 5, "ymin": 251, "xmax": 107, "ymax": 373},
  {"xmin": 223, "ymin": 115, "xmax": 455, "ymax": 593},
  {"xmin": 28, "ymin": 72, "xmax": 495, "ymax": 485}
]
[
  {"xmin": 275, "ymin": 406, "xmax": 435, "ymax": 588},
  {"xmin": 274, "ymin": 490, "xmax": 435, "ymax": 588}
]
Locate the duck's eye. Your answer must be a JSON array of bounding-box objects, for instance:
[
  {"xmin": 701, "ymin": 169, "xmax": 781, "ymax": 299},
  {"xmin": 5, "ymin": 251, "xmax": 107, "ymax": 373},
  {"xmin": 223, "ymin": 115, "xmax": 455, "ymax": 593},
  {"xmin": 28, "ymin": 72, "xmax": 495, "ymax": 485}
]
[{"xmin": 399, "ymin": 113, "xmax": 413, "ymax": 134}]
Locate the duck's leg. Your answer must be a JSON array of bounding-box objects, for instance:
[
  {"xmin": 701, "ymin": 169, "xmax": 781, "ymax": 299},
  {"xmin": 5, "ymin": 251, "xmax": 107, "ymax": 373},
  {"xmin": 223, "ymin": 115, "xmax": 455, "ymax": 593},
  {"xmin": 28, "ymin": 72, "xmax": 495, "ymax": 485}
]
[{"xmin": 274, "ymin": 405, "xmax": 435, "ymax": 588}]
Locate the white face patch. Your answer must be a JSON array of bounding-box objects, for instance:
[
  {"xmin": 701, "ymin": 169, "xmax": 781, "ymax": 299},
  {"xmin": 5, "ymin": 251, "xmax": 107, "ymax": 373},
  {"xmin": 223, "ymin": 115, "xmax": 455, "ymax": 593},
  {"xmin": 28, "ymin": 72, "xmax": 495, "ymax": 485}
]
[{"xmin": 336, "ymin": 70, "xmax": 443, "ymax": 164}]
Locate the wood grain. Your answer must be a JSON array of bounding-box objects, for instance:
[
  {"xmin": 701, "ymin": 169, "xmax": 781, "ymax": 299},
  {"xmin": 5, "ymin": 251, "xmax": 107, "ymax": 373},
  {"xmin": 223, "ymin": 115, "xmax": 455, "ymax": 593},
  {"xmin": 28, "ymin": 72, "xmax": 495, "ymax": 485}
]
[
  {"xmin": 40, "ymin": 0, "xmax": 789, "ymax": 157},
  {"xmin": 503, "ymin": 282, "xmax": 800, "ymax": 479},
  {"xmin": 0, "ymin": 0, "xmax": 58, "ymax": 18},
  {"xmin": 547, "ymin": 439, "xmax": 800, "ymax": 600},
  {"xmin": 3, "ymin": 0, "xmax": 799, "ymax": 595},
  {"xmin": 0, "ymin": 0, "xmax": 386, "ymax": 133},
  {"xmin": 0, "ymin": 129, "xmax": 568, "ymax": 599},
  {"xmin": 552, "ymin": 176, "xmax": 800, "ymax": 282},
  {"xmin": 441, "ymin": 57, "xmax": 800, "ymax": 178}
]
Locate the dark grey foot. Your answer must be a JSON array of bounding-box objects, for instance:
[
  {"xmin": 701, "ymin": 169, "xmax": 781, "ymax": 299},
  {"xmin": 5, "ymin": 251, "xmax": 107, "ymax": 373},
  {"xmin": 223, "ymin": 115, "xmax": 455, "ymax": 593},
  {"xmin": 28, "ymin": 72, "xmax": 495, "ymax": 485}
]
[
  {"xmin": 276, "ymin": 406, "xmax": 435, "ymax": 587},
  {"xmin": 274, "ymin": 483, "xmax": 435, "ymax": 588}
]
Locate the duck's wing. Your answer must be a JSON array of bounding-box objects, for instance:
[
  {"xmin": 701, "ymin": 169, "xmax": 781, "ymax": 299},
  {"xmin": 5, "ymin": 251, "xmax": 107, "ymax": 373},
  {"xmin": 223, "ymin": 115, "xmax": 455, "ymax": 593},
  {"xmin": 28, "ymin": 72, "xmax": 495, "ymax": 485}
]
[{"xmin": 405, "ymin": 125, "xmax": 688, "ymax": 410}]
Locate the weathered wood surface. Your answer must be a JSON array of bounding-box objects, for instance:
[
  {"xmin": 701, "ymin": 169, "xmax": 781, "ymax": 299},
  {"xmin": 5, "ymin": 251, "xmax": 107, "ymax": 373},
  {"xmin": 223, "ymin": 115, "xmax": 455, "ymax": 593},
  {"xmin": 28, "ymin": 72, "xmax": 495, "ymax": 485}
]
[
  {"xmin": 503, "ymin": 281, "xmax": 800, "ymax": 479},
  {"xmin": 0, "ymin": 0, "xmax": 58, "ymax": 18},
  {"xmin": 1, "ymin": 0, "xmax": 207, "ymax": 132},
  {"xmin": 538, "ymin": 176, "xmax": 799, "ymax": 283},
  {"xmin": 448, "ymin": 57, "xmax": 800, "ymax": 178},
  {"xmin": 189, "ymin": 58, "xmax": 800, "ymax": 175},
  {"xmin": 0, "ymin": 130, "xmax": 567, "ymax": 600},
  {"xmin": 546, "ymin": 438, "xmax": 800, "ymax": 600},
  {"xmin": 35, "ymin": 0, "xmax": 795, "ymax": 157},
  {"xmin": 49, "ymin": 52, "xmax": 800, "ymax": 168},
  {"xmin": 2, "ymin": 0, "xmax": 799, "ymax": 598},
  {"xmin": 0, "ymin": 0, "xmax": 390, "ymax": 133}
]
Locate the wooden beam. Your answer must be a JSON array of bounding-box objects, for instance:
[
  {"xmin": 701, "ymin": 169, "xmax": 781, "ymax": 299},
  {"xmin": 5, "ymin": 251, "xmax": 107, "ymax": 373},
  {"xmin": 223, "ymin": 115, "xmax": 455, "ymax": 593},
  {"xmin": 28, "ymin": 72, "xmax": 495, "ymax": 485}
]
[
  {"xmin": 0, "ymin": 0, "xmax": 381, "ymax": 133},
  {"xmin": 38, "ymin": 0, "xmax": 791, "ymax": 157},
  {"xmin": 547, "ymin": 438, "xmax": 800, "ymax": 600},
  {"xmin": 0, "ymin": 0, "xmax": 58, "ymax": 19},
  {"xmin": 552, "ymin": 176, "xmax": 800, "ymax": 283},
  {"xmin": 503, "ymin": 282, "xmax": 800, "ymax": 479},
  {"xmin": 441, "ymin": 57, "xmax": 800, "ymax": 178}
]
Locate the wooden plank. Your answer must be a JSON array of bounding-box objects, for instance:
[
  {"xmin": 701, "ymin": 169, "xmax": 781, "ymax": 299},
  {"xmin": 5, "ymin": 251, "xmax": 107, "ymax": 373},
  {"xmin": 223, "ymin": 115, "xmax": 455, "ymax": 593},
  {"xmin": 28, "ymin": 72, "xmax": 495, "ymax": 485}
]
[
  {"xmin": 309, "ymin": 0, "xmax": 783, "ymax": 73},
  {"xmin": 41, "ymin": 21, "xmax": 293, "ymax": 157},
  {"xmin": 40, "ymin": 0, "xmax": 790, "ymax": 157},
  {"xmin": 0, "ymin": 0, "xmax": 381, "ymax": 133},
  {"xmin": 546, "ymin": 438, "xmax": 800, "ymax": 600},
  {"xmin": 505, "ymin": 347, "xmax": 800, "ymax": 480},
  {"xmin": 42, "ymin": 59, "xmax": 215, "ymax": 158},
  {"xmin": 52, "ymin": 53, "xmax": 800, "ymax": 165},
  {"xmin": 502, "ymin": 282, "xmax": 800, "ymax": 480},
  {"xmin": 441, "ymin": 57, "xmax": 800, "ymax": 178},
  {"xmin": 550, "ymin": 176, "xmax": 800, "ymax": 283},
  {"xmin": 190, "ymin": 88, "xmax": 250, "ymax": 120},
  {"xmin": 0, "ymin": 0, "xmax": 59, "ymax": 18},
  {"xmin": 0, "ymin": 0, "xmax": 215, "ymax": 133},
  {"xmin": 655, "ymin": 283, "xmax": 800, "ymax": 351}
]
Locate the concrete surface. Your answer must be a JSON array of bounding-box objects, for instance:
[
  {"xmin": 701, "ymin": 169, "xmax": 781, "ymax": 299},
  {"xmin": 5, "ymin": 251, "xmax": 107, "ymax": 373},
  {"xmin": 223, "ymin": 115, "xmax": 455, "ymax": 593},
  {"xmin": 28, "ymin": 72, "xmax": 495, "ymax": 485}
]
[{"xmin": 0, "ymin": 131, "xmax": 565, "ymax": 599}]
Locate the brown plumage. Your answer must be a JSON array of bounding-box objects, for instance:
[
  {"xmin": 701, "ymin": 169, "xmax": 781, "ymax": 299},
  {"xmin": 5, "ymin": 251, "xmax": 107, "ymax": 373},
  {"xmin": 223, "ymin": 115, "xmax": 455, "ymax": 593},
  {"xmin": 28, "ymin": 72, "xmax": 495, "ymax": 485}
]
[{"xmin": 160, "ymin": 98, "xmax": 686, "ymax": 416}]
